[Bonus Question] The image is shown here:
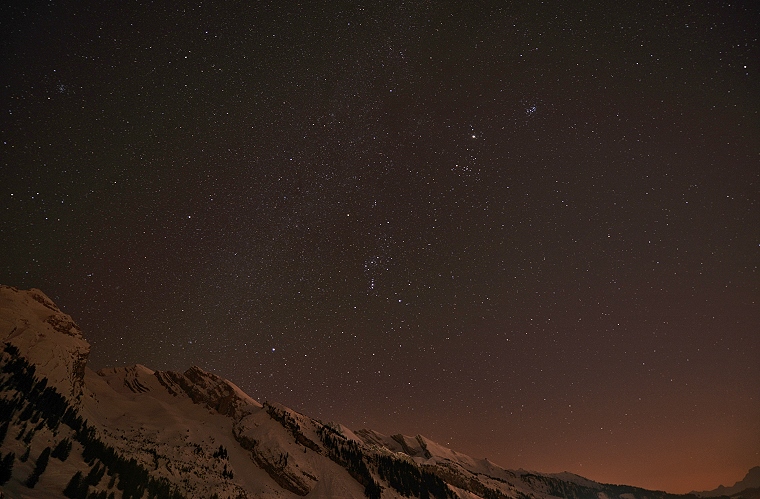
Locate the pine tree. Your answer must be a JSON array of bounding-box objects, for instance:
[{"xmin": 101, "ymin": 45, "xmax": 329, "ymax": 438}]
[
  {"xmin": 24, "ymin": 446, "xmax": 51, "ymax": 488},
  {"xmin": 15, "ymin": 421, "xmax": 28, "ymax": 440},
  {"xmin": 85, "ymin": 462, "xmax": 106, "ymax": 487},
  {"xmin": 0, "ymin": 421, "xmax": 9, "ymax": 445},
  {"xmin": 52, "ymin": 437, "xmax": 73, "ymax": 461},
  {"xmin": 63, "ymin": 470, "xmax": 85, "ymax": 498},
  {"xmin": 23, "ymin": 426, "xmax": 36, "ymax": 444},
  {"xmin": 0, "ymin": 452, "xmax": 15, "ymax": 486}
]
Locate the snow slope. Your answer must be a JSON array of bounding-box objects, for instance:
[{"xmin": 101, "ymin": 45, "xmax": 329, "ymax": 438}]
[
  {"xmin": 0, "ymin": 285, "xmax": 89, "ymax": 399},
  {"xmin": 1, "ymin": 285, "xmax": 744, "ymax": 499}
]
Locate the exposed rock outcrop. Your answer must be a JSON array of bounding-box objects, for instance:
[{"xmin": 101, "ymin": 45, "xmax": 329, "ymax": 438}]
[
  {"xmin": 0, "ymin": 285, "xmax": 90, "ymax": 399},
  {"xmin": 160, "ymin": 365, "xmax": 262, "ymax": 419}
]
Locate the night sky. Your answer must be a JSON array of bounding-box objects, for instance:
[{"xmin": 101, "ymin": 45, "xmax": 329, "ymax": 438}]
[{"xmin": 2, "ymin": 1, "xmax": 759, "ymax": 493}]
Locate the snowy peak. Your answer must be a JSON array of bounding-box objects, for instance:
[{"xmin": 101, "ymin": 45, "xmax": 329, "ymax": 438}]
[
  {"xmin": 355, "ymin": 430, "xmax": 483, "ymax": 471},
  {"xmin": 0, "ymin": 285, "xmax": 90, "ymax": 399},
  {"xmin": 96, "ymin": 364, "xmax": 161, "ymax": 395},
  {"xmin": 161, "ymin": 365, "xmax": 263, "ymax": 419},
  {"xmin": 354, "ymin": 430, "xmax": 426, "ymax": 457},
  {"xmin": 697, "ymin": 466, "xmax": 760, "ymax": 497},
  {"xmin": 389, "ymin": 434, "xmax": 432, "ymax": 459},
  {"xmin": 2, "ymin": 286, "xmax": 743, "ymax": 499},
  {"xmin": 96, "ymin": 363, "xmax": 263, "ymax": 419}
]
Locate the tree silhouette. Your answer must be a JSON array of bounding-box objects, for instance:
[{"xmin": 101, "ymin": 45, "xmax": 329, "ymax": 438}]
[
  {"xmin": 0, "ymin": 452, "xmax": 15, "ymax": 486},
  {"xmin": 24, "ymin": 446, "xmax": 51, "ymax": 488},
  {"xmin": 52, "ymin": 437, "xmax": 73, "ymax": 461},
  {"xmin": 63, "ymin": 471, "xmax": 86, "ymax": 498}
]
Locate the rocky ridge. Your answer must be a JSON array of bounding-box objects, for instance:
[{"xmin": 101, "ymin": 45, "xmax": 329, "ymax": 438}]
[{"xmin": 0, "ymin": 285, "xmax": 756, "ymax": 499}]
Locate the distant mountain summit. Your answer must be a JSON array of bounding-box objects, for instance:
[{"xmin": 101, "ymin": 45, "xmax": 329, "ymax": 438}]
[
  {"xmin": 0, "ymin": 284, "xmax": 756, "ymax": 498},
  {"xmin": 696, "ymin": 467, "xmax": 760, "ymax": 498}
]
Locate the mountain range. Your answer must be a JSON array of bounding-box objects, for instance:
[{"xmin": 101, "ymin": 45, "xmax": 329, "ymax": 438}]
[{"xmin": 0, "ymin": 284, "xmax": 756, "ymax": 499}]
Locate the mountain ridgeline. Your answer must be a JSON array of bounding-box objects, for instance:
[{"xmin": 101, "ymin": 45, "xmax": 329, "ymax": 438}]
[{"xmin": 0, "ymin": 285, "xmax": 754, "ymax": 499}]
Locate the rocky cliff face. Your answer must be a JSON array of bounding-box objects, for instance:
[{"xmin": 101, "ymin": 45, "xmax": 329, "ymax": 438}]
[
  {"xmin": 159, "ymin": 365, "xmax": 262, "ymax": 420},
  {"xmin": 1, "ymin": 286, "xmax": 750, "ymax": 499},
  {"xmin": 0, "ymin": 285, "xmax": 90, "ymax": 399}
]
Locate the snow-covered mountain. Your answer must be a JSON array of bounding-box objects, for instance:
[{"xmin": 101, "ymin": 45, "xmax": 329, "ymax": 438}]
[
  {"xmin": 0, "ymin": 285, "xmax": 754, "ymax": 499},
  {"xmin": 695, "ymin": 467, "xmax": 760, "ymax": 499}
]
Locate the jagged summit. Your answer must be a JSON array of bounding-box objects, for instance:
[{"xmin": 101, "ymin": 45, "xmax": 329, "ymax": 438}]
[
  {"xmin": 1, "ymin": 286, "xmax": 753, "ymax": 499},
  {"xmin": 696, "ymin": 466, "xmax": 760, "ymax": 497},
  {"xmin": 96, "ymin": 362, "xmax": 262, "ymax": 419}
]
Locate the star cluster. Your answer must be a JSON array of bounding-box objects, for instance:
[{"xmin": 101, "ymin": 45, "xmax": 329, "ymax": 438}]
[{"xmin": 1, "ymin": 1, "xmax": 758, "ymax": 493}]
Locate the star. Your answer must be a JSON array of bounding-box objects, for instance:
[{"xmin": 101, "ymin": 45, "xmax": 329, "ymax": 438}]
[{"xmin": 1, "ymin": 1, "xmax": 756, "ymax": 493}]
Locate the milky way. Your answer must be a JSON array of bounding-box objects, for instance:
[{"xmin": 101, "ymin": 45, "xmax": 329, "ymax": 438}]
[{"xmin": 1, "ymin": 2, "xmax": 758, "ymax": 492}]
